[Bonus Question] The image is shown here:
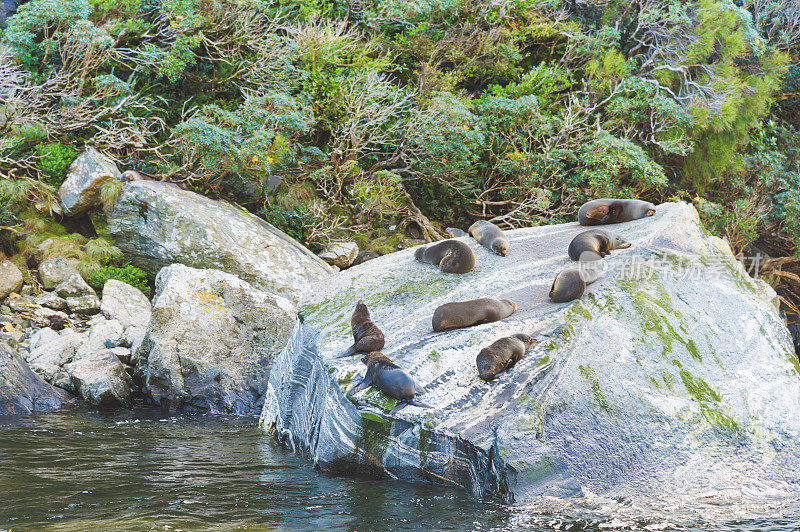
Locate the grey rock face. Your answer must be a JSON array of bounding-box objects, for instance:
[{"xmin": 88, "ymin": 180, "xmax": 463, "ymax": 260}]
[
  {"xmin": 319, "ymin": 242, "xmax": 359, "ymax": 269},
  {"xmin": 34, "ymin": 291, "xmax": 68, "ymax": 310},
  {"xmin": 25, "ymin": 329, "xmax": 87, "ymax": 382},
  {"xmin": 138, "ymin": 264, "xmax": 296, "ymax": 414},
  {"xmin": 0, "ymin": 343, "xmax": 71, "ymax": 416},
  {"xmin": 38, "ymin": 257, "xmax": 79, "ymax": 290},
  {"xmin": 58, "ymin": 147, "xmax": 122, "ymax": 216},
  {"xmin": 55, "ymin": 274, "xmax": 95, "ymax": 298},
  {"xmin": 101, "ymin": 279, "xmax": 151, "ymax": 329},
  {"xmin": 65, "ymin": 351, "xmax": 131, "ymax": 407},
  {"xmin": 261, "ymin": 202, "xmax": 800, "ymax": 507},
  {"xmin": 0, "ymin": 259, "xmax": 23, "ymax": 299},
  {"xmin": 65, "ymin": 295, "xmax": 101, "ymax": 315},
  {"xmin": 105, "ymin": 181, "xmax": 333, "ymax": 303}
]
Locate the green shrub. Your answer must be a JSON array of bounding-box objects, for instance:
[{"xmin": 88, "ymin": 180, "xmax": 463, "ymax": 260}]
[
  {"xmin": 259, "ymin": 205, "xmax": 313, "ymax": 244},
  {"xmin": 35, "ymin": 143, "xmax": 79, "ymax": 186},
  {"xmin": 88, "ymin": 265, "xmax": 149, "ymax": 293}
]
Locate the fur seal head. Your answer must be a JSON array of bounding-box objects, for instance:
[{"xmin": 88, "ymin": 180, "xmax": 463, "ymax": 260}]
[
  {"xmin": 468, "ymin": 220, "xmax": 509, "ymax": 256},
  {"xmin": 568, "ymin": 229, "xmax": 630, "ymax": 261}
]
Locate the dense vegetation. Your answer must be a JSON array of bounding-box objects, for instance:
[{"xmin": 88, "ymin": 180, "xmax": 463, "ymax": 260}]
[{"xmin": 1, "ymin": 0, "xmax": 799, "ymax": 314}]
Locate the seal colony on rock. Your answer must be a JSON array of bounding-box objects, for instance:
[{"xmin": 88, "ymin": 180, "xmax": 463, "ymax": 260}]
[
  {"xmin": 568, "ymin": 229, "xmax": 630, "ymax": 261},
  {"xmin": 348, "ymin": 352, "xmax": 426, "ymax": 413},
  {"xmin": 468, "ymin": 221, "xmax": 509, "ymax": 256},
  {"xmin": 339, "ymin": 300, "xmax": 385, "ymax": 357},
  {"xmin": 432, "ymin": 298, "xmax": 517, "ymax": 332},
  {"xmin": 549, "ymin": 267, "xmax": 600, "ymax": 303},
  {"xmin": 578, "ymin": 198, "xmax": 656, "ymax": 226},
  {"xmin": 414, "ymin": 239, "xmax": 476, "ymax": 274},
  {"xmin": 476, "ymin": 333, "xmax": 537, "ymax": 381}
]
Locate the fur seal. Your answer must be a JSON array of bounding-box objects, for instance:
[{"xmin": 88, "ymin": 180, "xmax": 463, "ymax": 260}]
[
  {"xmin": 348, "ymin": 352, "xmax": 427, "ymax": 412},
  {"xmin": 549, "ymin": 267, "xmax": 600, "ymax": 303},
  {"xmin": 121, "ymin": 170, "xmax": 157, "ymax": 182},
  {"xmin": 578, "ymin": 198, "xmax": 656, "ymax": 226},
  {"xmin": 414, "ymin": 239, "xmax": 475, "ymax": 274},
  {"xmin": 468, "ymin": 220, "xmax": 509, "ymax": 256},
  {"xmin": 476, "ymin": 333, "xmax": 537, "ymax": 381},
  {"xmin": 568, "ymin": 229, "xmax": 630, "ymax": 261},
  {"xmin": 432, "ymin": 298, "xmax": 517, "ymax": 332},
  {"xmin": 338, "ymin": 300, "xmax": 385, "ymax": 357}
]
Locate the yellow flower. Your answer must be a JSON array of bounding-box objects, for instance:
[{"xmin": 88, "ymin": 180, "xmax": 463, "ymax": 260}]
[
  {"xmin": 252, "ymin": 155, "xmax": 259, "ymax": 163},
  {"xmin": 266, "ymin": 156, "xmax": 274, "ymax": 164},
  {"xmin": 463, "ymin": 125, "xmax": 469, "ymax": 131}
]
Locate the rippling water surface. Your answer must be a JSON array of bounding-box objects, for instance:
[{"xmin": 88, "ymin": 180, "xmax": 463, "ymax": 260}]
[{"xmin": 1, "ymin": 409, "xmax": 798, "ymax": 531}]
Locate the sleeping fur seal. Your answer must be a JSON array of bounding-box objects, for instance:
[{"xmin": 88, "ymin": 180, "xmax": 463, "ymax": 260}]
[
  {"xmin": 414, "ymin": 239, "xmax": 475, "ymax": 274},
  {"xmin": 347, "ymin": 352, "xmax": 427, "ymax": 412},
  {"xmin": 578, "ymin": 198, "xmax": 656, "ymax": 226},
  {"xmin": 476, "ymin": 333, "xmax": 537, "ymax": 381},
  {"xmin": 338, "ymin": 300, "xmax": 385, "ymax": 357},
  {"xmin": 549, "ymin": 267, "xmax": 600, "ymax": 303},
  {"xmin": 432, "ymin": 297, "xmax": 517, "ymax": 332},
  {"xmin": 468, "ymin": 220, "xmax": 509, "ymax": 256},
  {"xmin": 568, "ymin": 229, "xmax": 630, "ymax": 261}
]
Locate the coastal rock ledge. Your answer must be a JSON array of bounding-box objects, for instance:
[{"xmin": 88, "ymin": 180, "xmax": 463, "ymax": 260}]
[{"xmin": 260, "ymin": 202, "xmax": 800, "ymax": 505}]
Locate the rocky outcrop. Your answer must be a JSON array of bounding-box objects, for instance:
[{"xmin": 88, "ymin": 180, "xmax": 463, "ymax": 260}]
[
  {"xmin": 0, "ymin": 343, "xmax": 71, "ymax": 416},
  {"xmin": 65, "ymin": 350, "xmax": 131, "ymax": 407},
  {"xmin": 105, "ymin": 181, "xmax": 333, "ymax": 303},
  {"xmin": 319, "ymin": 242, "xmax": 359, "ymax": 269},
  {"xmin": 55, "ymin": 274, "xmax": 101, "ymax": 315},
  {"xmin": 58, "ymin": 147, "xmax": 122, "ymax": 216},
  {"xmin": 137, "ymin": 264, "xmax": 296, "ymax": 414},
  {"xmin": 100, "ymin": 279, "xmax": 151, "ymax": 329},
  {"xmin": 261, "ymin": 202, "xmax": 800, "ymax": 506},
  {"xmin": 38, "ymin": 257, "xmax": 79, "ymax": 290},
  {"xmin": 0, "ymin": 259, "xmax": 23, "ymax": 299}
]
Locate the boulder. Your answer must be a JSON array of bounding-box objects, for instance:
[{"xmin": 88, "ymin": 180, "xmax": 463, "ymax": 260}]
[
  {"xmin": 100, "ymin": 279, "xmax": 151, "ymax": 329},
  {"xmin": 38, "ymin": 257, "xmax": 79, "ymax": 290},
  {"xmin": 65, "ymin": 350, "xmax": 131, "ymax": 407},
  {"xmin": 319, "ymin": 242, "xmax": 359, "ymax": 269},
  {"xmin": 34, "ymin": 291, "xmax": 68, "ymax": 310},
  {"xmin": 105, "ymin": 181, "xmax": 333, "ymax": 303},
  {"xmin": 25, "ymin": 329, "xmax": 87, "ymax": 382},
  {"xmin": 261, "ymin": 202, "xmax": 800, "ymax": 507},
  {"xmin": 75, "ymin": 317, "xmax": 126, "ymax": 358},
  {"xmin": 55, "ymin": 274, "xmax": 95, "ymax": 298},
  {"xmin": 138, "ymin": 264, "xmax": 295, "ymax": 414},
  {"xmin": 0, "ymin": 259, "xmax": 23, "ymax": 299},
  {"xmin": 0, "ymin": 343, "xmax": 71, "ymax": 415},
  {"xmin": 65, "ymin": 295, "xmax": 101, "ymax": 315},
  {"xmin": 58, "ymin": 147, "xmax": 122, "ymax": 216}
]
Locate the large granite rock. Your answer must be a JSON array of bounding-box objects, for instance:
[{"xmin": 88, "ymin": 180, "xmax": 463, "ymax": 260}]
[
  {"xmin": 137, "ymin": 264, "xmax": 296, "ymax": 414},
  {"xmin": 65, "ymin": 350, "xmax": 131, "ymax": 407},
  {"xmin": 260, "ymin": 202, "xmax": 800, "ymax": 507},
  {"xmin": 100, "ymin": 279, "xmax": 151, "ymax": 329},
  {"xmin": 38, "ymin": 257, "xmax": 79, "ymax": 290},
  {"xmin": 58, "ymin": 147, "xmax": 122, "ymax": 216},
  {"xmin": 0, "ymin": 343, "xmax": 70, "ymax": 416},
  {"xmin": 106, "ymin": 181, "xmax": 333, "ymax": 304},
  {"xmin": 0, "ymin": 259, "xmax": 23, "ymax": 299}
]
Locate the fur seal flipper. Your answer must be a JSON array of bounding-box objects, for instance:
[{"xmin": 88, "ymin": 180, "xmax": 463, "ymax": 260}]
[
  {"xmin": 468, "ymin": 220, "xmax": 509, "ymax": 256},
  {"xmin": 414, "ymin": 239, "xmax": 475, "ymax": 274},
  {"xmin": 549, "ymin": 268, "xmax": 600, "ymax": 303},
  {"xmin": 476, "ymin": 333, "xmax": 537, "ymax": 381},
  {"xmin": 568, "ymin": 229, "xmax": 630, "ymax": 261},
  {"xmin": 578, "ymin": 198, "xmax": 656, "ymax": 226},
  {"xmin": 338, "ymin": 300, "xmax": 385, "ymax": 357},
  {"xmin": 432, "ymin": 297, "xmax": 517, "ymax": 332},
  {"xmin": 348, "ymin": 352, "xmax": 425, "ymax": 407}
]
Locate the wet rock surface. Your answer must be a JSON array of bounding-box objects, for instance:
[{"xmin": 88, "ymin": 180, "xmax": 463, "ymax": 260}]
[
  {"xmin": 105, "ymin": 181, "xmax": 333, "ymax": 303},
  {"xmin": 261, "ymin": 202, "xmax": 800, "ymax": 506},
  {"xmin": 0, "ymin": 343, "xmax": 71, "ymax": 416}
]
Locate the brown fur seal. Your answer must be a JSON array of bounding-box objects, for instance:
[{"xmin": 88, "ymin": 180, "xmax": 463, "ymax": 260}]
[
  {"xmin": 432, "ymin": 298, "xmax": 517, "ymax": 332},
  {"xmin": 578, "ymin": 198, "xmax": 656, "ymax": 226},
  {"xmin": 348, "ymin": 352, "xmax": 427, "ymax": 412},
  {"xmin": 121, "ymin": 170, "xmax": 157, "ymax": 182},
  {"xmin": 549, "ymin": 268, "xmax": 600, "ymax": 303},
  {"xmin": 568, "ymin": 229, "xmax": 630, "ymax": 261},
  {"xmin": 338, "ymin": 300, "xmax": 385, "ymax": 357},
  {"xmin": 476, "ymin": 333, "xmax": 537, "ymax": 381},
  {"xmin": 414, "ymin": 239, "xmax": 475, "ymax": 274},
  {"xmin": 468, "ymin": 220, "xmax": 509, "ymax": 256}
]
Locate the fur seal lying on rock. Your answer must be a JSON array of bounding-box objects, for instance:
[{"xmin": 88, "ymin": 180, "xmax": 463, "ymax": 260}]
[
  {"xmin": 339, "ymin": 300, "xmax": 385, "ymax": 357},
  {"xmin": 348, "ymin": 352, "xmax": 427, "ymax": 413},
  {"xmin": 414, "ymin": 239, "xmax": 475, "ymax": 274},
  {"xmin": 468, "ymin": 220, "xmax": 509, "ymax": 256},
  {"xmin": 476, "ymin": 333, "xmax": 537, "ymax": 381},
  {"xmin": 578, "ymin": 198, "xmax": 656, "ymax": 226},
  {"xmin": 568, "ymin": 229, "xmax": 630, "ymax": 261},
  {"xmin": 432, "ymin": 298, "xmax": 517, "ymax": 332},
  {"xmin": 549, "ymin": 267, "xmax": 600, "ymax": 303}
]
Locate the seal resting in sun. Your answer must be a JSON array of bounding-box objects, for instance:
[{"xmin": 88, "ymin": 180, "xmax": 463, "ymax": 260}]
[
  {"xmin": 578, "ymin": 198, "xmax": 656, "ymax": 226},
  {"xmin": 432, "ymin": 297, "xmax": 517, "ymax": 332},
  {"xmin": 338, "ymin": 300, "xmax": 385, "ymax": 357},
  {"xmin": 414, "ymin": 239, "xmax": 475, "ymax": 274},
  {"xmin": 468, "ymin": 220, "xmax": 510, "ymax": 256},
  {"xmin": 347, "ymin": 352, "xmax": 427, "ymax": 413},
  {"xmin": 568, "ymin": 229, "xmax": 630, "ymax": 261},
  {"xmin": 476, "ymin": 333, "xmax": 537, "ymax": 381},
  {"xmin": 549, "ymin": 267, "xmax": 601, "ymax": 303}
]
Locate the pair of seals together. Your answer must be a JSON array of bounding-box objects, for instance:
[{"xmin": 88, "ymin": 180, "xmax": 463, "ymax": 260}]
[
  {"xmin": 415, "ymin": 221, "xmax": 510, "ymax": 274},
  {"xmin": 578, "ymin": 198, "xmax": 655, "ymax": 226}
]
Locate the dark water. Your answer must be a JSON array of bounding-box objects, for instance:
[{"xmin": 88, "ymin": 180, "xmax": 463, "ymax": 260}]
[{"xmin": 1, "ymin": 409, "xmax": 798, "ymax": 531}]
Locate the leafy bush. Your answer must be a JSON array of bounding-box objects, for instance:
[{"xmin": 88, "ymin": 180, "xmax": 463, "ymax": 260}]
[
  {"xmin": 88, "ymin": 265, "xmax": 149, "ymax": 293},
  {"xmin": 258, "ymin": 205, "xmax": 314, "ymax": 244},
  {"xmin": 35, "ymin": 143, "xmax": 79, "ymax": 187}
]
